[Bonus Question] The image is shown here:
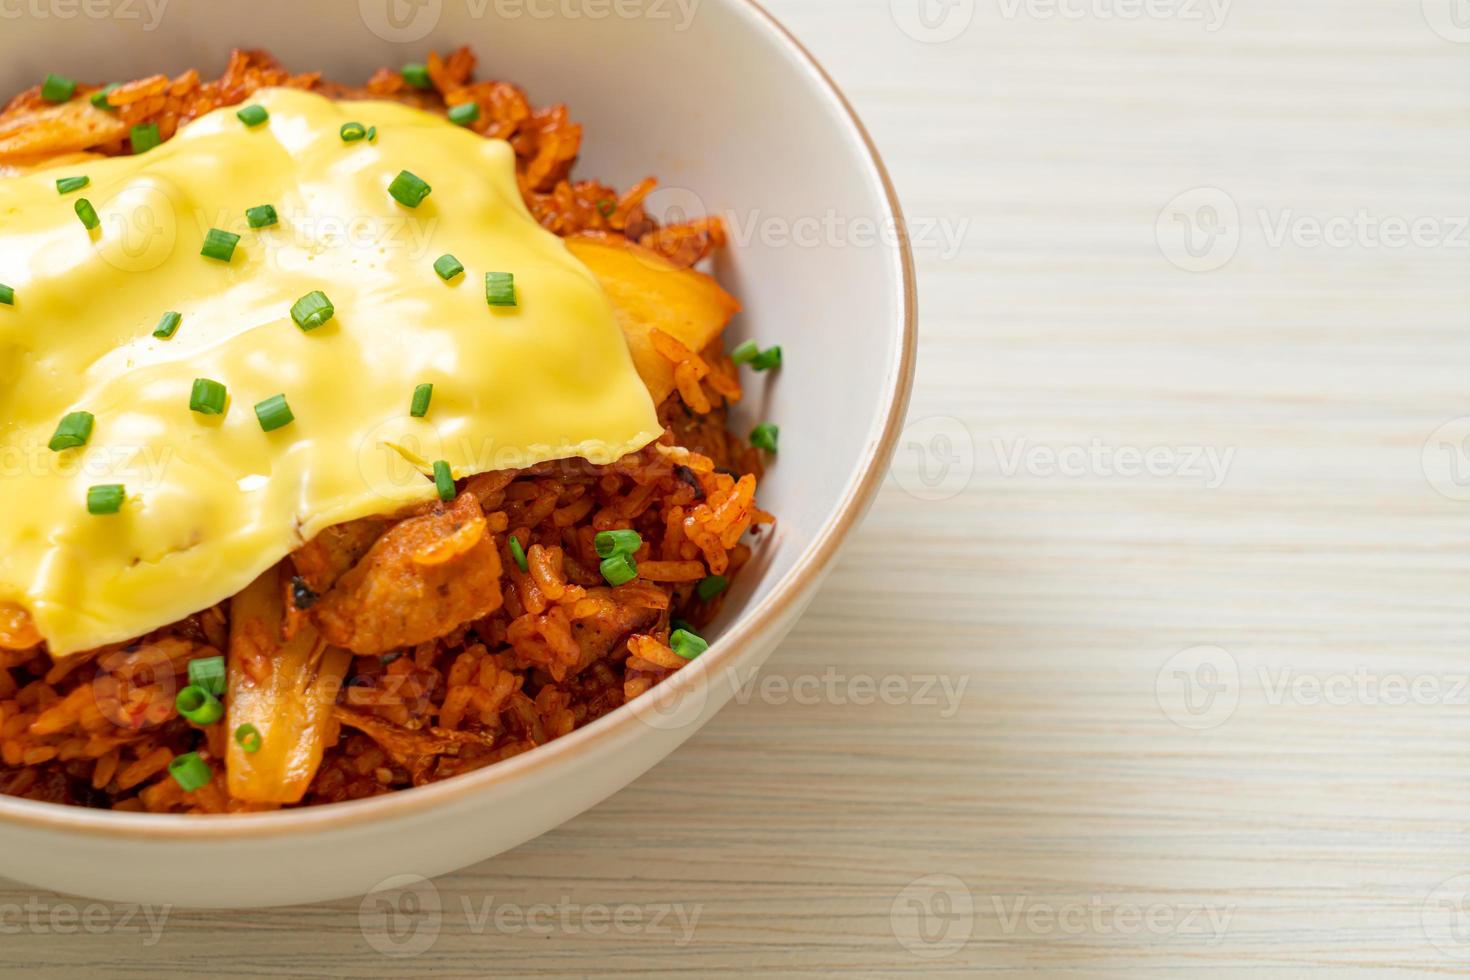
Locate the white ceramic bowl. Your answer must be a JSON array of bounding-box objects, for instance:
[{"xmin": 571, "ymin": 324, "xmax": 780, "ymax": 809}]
[{"xmin": 0, "ymin": 0, "xmax": 915, "ymax": 906}]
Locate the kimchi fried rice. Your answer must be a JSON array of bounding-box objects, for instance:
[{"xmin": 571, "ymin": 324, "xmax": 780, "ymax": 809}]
[{"xmin": 0, "ymin": 49, "xmax": 777, "ymax": 813}]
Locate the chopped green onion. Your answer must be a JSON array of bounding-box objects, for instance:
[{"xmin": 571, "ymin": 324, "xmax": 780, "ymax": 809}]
[
  {"xmin": 176, "ymin": 684, "xmax": 223, "ymax": 725},
  {"xmin": 750, "ymin": 423, "xmax": 779, "ymax": 453},
  {"xmin": 153, "ymin": 310, "xmax": 181, "ymax": 339},
  {"xmin": 41, "ymin": 73, "xmax": 75, "ymax": 103},
  {"xmin": 751, "ymin": 346, "xmax": 783, "ymax": 371},
  {"xmin": 236, "ymin": 104, "xmax": 269, "ymax": 127},
  {"xmin": 189, "ymin": 378, "xmax": 227, "ymax": 415},
  {"xmin": 410, "ymin": 383, "xmax": 433, "ymax": 418},
  {"xmin": 484, "ymin": 271, "xmax": 516, "ymax": 307},
  {"xmin": 340, "ymin": 121, "xmax": 367, "ymax": 142},
  {"xmin": 55, "ymin": 175, "xmax": 89, "ymax": 195},
  {"xmin": 596, "ymin": 198, "xmax": 615, "ymax": 217},
  {"xmin": 388, "ymin": 170, "xmax": 432, "ymax": 208},
  {"xmin": 670, "ymin": 628, "xmax": 708, "ymax": 660},
  {"xmin": 696, "ymin": 574, "xmax": 728, "ymax": 601},
  {"xmin": 130, "ymin": 122, "xmax": 160, "ymax": 154},
  {"xmin": 433, "ymin": 253, "xmax": 463, "ymax": 281},
  {"xmin": 254, "ymin": 394, "xmax": 294, "ymax": 432},
  {"xmin": 234, "ymin": 723, "xmax": 263, "ymax": 754},
  {"xmin": 448, "ymin": 102, "xmax": 479, "ymax": 126},
  {"xmin": 0, "ymin": 284, "xmax": 12, "ymax": 306},
  {"xmin": 86, "ymin": 484, "xmax": 125, "ymax": 515},
  {"xmin": 48, "ymin": 411, "xmax": 94, "ymax": 451},
  {"xmin": 90, "ymin": 83, "xmax": 119, "ymax": 109},
  {"xmin": 730, "ymin": 340, "xmax": 759, "ymax": 365},
  {"xmin": 74, "ymin": 198, "xmax": 99, "ymax": 230},
  {"xmin": 600, "ymin": 553, "xmax": 638, "ymax": 587},
  {"xmin": 401, "ymin": 63, "xmax": 432, "ymax": 89},
  {"xmin": 508, "ymin": 534, "xmax": 528, "ymax": 572},
  {"xmin": 200, "ymin": 227, "xmax": 240, "ymax": 262},
  {"xmin": 290, "ymin": 290, "xmax": 335, "ymax": 331},
  {"xmin": 188, "ymin": 655, "xmax": 227, "ymax": 696},
  {"xmin": 432, "ymin": 459, "xmax": 456, "ymax": 501},
  {"xmin": 246, "ymin": 204, "xmax": 278, "ymax": 228},
  {"xmin": 366, "ymin": 126, "xmax": 377, "ymax": 143},
  {"xmin": 594, "ymin": 529, "xmax": 642, "ymax": 559},
  {"xmin": 167, "ymin": 752, "xmax": 212, "ymax": 792}
]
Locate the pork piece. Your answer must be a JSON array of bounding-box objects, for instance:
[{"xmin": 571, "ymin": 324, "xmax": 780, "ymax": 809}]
[
  {"xmin": 312, "ymin": 493, "xmax": 504, "ymax": 654},
  {"xmin": 291, "ymin": 515, "xmax": 393, "ymax": 594}
]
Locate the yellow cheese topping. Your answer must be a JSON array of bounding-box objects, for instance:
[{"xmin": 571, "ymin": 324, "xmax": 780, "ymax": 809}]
[{"xmin": 0, "ymin": 87, "xmax": 660, "ymax": 656}]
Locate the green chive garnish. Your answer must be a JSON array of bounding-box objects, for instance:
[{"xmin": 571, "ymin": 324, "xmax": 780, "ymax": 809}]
[
  {"xmin": 401, "ymin": 63, "xmax": 432, "ymax": 89},
  {"xmin": 596, "ymin": 198, "xmax": 616, "ymax": 217},
  {"xmin": 41, "ymin": 73, "xmax": 75, "ymax": 103},
  {"xmin": 130, "ymin": 123, "xmax": 161, "ymax": 154},
  {"xmin": 290, "ymin": 290, "xmax": 334, "ymax": 331},
  {"xmin": 48, "ymin": 411, "xmax": 94, "ymax": 451},
  {"xmin": 410, "ymin": 383, "xmax": 433, "ymax": 418},
  {"xmin": 201, "ymin": 227, "xmax": 240, "ymax": 262},
  {"xmin": 235, "ymin": 723, "xmax": 263, "ymax": 753},
  {"xmin": 751, "ymin": 346, "xmax": 783, "ymax": 371},
  {"xmin": 485, "ymin": 271, "xmax": 516, "ymax": 307},
  {"xmin": 55, "ymin": 175, "xmax": 89, "ymax": 195},
  {"xmin": 670, "ymin": 628, "xmax": 708, "ymax": 660},
  {"xmin": 696, "ymin": 575, "xmax": 728, "ymax": 601},
  {"xmin": 90, "ymin": 83, "xmax": 119, "ymax": 109},
  {"xmin": 750, "ymin": 423, "xmax": 779, "ymax": 453},
  {"xmin": 388, "ymin": 170, "xmax": 431, "ymax": 208},
  {"xmin": 86, "ymin": 484, "xmax": 125, "ymax": 515},
  {"xmin": 188, "ymin": 656, "xmax": 226, "ymax": 696},
  {"xmin": 167, "ymin": 752, "xmax": 212, "ymax": 792},
  {"xmin": 432, "ymin": 460, "xmax": 455, "ymax": 501},
  {"xmin": 246, "ymin": 204, "xmax": 278, "ymax": 228},
  {"xmin": 189, "ymin": 378, "xmax": 227, "ymax": 415},
  {"xmin": 730, "ymin": 340, "xmax": 759, "ymax": 365},
  {"xmin": 254, "ymin": 394, "xmax": 294, "ymax": 432},
  {"xmin": 74, "ymin": 198, "xmax": 99, "ymax": 231},
  {"xmin": 594, "ymin": 529, "xmax": 641, "ymax": 559},
  {"xmin": 175, "ymin": 685, "xmax": 223, "ymax": 725},
  {"xmin": 508, "ymin": 534, "xmax": 528, "ymax": 572},
  {"xmin": 600, "ymin": 553, "xmax": 638, "ymax": 587},
  {"xmin": 236, "ymin": 104, "xmax": 268, "ymax": 127},
  {"xmin": 153, "ymin": 310, "xmax": 181, "ymax": 339},
  {"xmin": 340, "ymin": 121, "xmax": 367, "ymax": 143},
  {"xmin": 0, "ymin": 284, "xmax": 12, "ymax": 306},
  {"xmin": 433, "ymin": 254, "xmax": 463, "ymax": 281},
  {"xmin": 448, "ymin": 102, "xmax": 479, "ymax": 126}
]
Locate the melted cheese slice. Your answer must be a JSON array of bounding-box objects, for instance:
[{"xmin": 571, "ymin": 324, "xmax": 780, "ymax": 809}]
[{"xmin": 0, "ymin": 88, "xmax": 660, "ymax": 655}]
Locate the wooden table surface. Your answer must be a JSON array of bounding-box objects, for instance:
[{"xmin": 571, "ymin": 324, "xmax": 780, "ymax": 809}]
[{"xmin": 8, "ymin": 0, "xmax": 1470, "ymax": 975}]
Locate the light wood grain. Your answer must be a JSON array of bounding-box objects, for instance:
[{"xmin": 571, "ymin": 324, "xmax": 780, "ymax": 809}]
[{"xmin": 7, "ymin": 0, "xmax": 1470, "ymax": 975}]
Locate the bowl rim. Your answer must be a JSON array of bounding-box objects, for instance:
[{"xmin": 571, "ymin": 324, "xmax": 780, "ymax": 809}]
[{"xmin": 0, "ymin": 0, "xmax": 918, "ymax": 841}]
